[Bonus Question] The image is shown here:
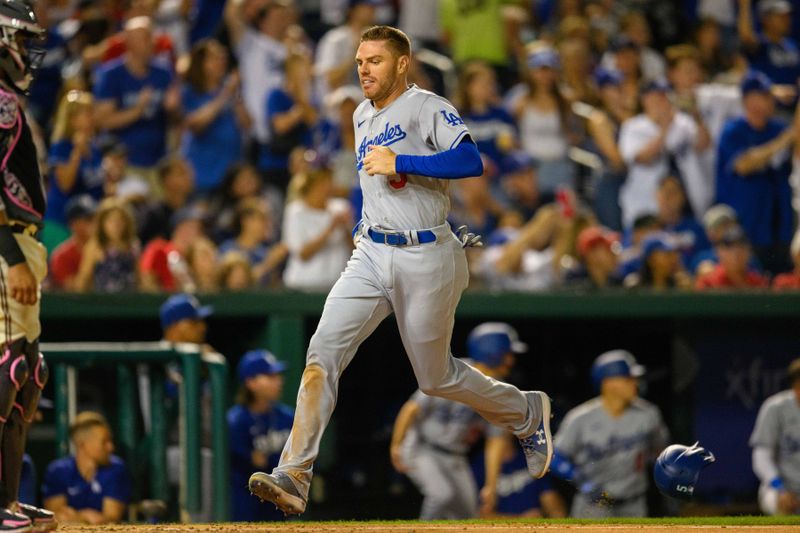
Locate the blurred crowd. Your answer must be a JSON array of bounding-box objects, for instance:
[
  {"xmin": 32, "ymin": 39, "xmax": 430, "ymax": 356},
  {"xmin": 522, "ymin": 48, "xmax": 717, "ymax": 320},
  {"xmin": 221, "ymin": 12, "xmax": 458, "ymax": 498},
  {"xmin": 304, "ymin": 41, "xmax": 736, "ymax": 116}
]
[{"xmin": 31, "ymin": 0, "xmax": 800, "ymax": 294}]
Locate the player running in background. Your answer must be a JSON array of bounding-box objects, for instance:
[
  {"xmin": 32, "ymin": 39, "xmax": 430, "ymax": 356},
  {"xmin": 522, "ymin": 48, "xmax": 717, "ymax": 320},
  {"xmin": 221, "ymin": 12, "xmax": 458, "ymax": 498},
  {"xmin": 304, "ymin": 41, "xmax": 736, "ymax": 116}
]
[
  {"xmin": 389, "ymin": 323, "xmax": 528, "ymax": 520},
  {"xmin": 551, "ymin": 350, "xmax": 669, "ymax": 517},
  {"xmin": 750, "ymin": 357, "xmax": 800, "ymax": 515},
  {"xmin": 0, "ymin": 2, "xmax": 57, "ymax": 531},
  {"xmin": 249, "ymin": 25, "xmax": 553, "ymax": 516}
]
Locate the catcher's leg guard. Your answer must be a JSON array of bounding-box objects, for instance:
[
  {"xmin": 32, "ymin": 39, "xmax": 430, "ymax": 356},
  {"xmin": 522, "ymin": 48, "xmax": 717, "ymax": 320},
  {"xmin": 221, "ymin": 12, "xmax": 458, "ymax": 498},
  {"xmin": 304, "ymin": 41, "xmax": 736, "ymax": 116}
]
[
  {"xmin": 1, "ymin": 339, "xmax": 43, "ymax": 506},
  {"xmin": 0, "ymin": 338, "xmax": 27, "ymax": 507}
]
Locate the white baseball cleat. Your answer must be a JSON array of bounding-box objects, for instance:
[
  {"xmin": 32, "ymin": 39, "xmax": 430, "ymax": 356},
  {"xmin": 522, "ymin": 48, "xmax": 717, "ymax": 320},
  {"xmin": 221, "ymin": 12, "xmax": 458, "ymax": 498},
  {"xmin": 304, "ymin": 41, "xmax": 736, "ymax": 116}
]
[
  {"xmin": 518, "ymin": 391, "xmax": 553, "ymax": 479},
  {"xmin": 248, "ymin": 472, "xmax": 306, "ymax": 516}
]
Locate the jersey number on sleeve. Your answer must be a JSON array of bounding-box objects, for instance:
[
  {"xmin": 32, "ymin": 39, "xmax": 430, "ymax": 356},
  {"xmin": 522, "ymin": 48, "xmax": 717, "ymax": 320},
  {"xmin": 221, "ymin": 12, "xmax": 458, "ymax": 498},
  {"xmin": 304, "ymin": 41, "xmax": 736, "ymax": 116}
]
[{"xmin": 388, "ymin": 173, "xmax": 408, "ymax": 190}]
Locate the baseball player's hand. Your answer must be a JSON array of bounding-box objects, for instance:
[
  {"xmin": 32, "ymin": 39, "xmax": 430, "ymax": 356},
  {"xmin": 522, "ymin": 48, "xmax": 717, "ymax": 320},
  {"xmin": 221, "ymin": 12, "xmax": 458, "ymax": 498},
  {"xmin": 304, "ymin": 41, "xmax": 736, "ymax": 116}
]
[
  {"xmin": 7, "ymin": 262, "xmax": 37, "ymax": 305},
  {"xmin": 479, "ymin": 485, "xmax": 497, "ymax": 516},
  {"xmin": 778, "ymin": 490, "xmax": 800, "ymax": 514},
  {"xmin": 390, "ymin": 443, "xmax": 407, "ymax": 473},
  {"xmin": 363, "ymin": 145, "xmax": 397, "ymax": 176}
]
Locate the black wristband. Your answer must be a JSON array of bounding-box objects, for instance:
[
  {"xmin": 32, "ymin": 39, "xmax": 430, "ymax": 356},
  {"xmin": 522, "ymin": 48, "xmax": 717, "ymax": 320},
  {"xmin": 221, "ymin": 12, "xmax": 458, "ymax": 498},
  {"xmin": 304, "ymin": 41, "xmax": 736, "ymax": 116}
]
[{"xmin": 0, "ymin": 225, "xmax": 25, "ymax": 266}]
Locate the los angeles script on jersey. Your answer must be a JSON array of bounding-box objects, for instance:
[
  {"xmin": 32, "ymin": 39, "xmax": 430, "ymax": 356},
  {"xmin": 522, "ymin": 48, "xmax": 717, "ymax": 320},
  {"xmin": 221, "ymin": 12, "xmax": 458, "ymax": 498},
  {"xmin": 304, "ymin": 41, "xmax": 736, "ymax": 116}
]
[{"xmin": 356, "ymin": 122, "xmax": 407, "ymax": 171}]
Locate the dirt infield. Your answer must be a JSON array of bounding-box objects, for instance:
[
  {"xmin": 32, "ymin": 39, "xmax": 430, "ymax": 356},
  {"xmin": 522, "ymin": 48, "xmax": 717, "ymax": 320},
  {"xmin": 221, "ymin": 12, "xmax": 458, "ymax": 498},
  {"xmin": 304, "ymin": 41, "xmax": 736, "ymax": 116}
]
[{"xmin": 58, "ymin": 524, "xmax": 800, "ymax": 533}]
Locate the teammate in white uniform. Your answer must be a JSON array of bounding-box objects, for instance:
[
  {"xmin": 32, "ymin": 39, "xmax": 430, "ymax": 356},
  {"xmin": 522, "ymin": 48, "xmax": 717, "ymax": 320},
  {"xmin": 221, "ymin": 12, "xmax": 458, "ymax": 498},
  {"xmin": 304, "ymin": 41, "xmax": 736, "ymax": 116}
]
[
  {"xmin": 750, "ymin": 358, "xmax": 800, "ymax": 515},
  {"xmin": 249, "ymin": 25, "xmax": 553, "ymax": 515}
]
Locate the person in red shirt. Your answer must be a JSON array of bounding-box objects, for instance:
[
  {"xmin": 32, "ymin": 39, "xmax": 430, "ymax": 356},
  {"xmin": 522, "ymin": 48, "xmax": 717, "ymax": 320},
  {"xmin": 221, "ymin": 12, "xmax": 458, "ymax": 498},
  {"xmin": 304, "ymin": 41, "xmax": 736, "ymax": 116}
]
[
  {"xmin": 695, "ymin": 226, "xmax": 769, "ymax": 289},
  {"xmin": 139, "ymin": 207, "xmax": 204, "ymax": 292},
  {"xmin": 772, "ymin": 231, "xmax": 800, "ymax": 290},
  {"xmin": 49, "ymin": 195, "xmax": 97, "ymax": 291}
]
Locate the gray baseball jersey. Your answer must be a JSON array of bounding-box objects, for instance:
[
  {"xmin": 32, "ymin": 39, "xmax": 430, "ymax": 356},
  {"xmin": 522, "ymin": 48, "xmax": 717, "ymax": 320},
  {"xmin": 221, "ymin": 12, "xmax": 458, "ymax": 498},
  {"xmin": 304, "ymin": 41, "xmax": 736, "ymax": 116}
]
[
  {"xmin": 410, "ymin": 386, "xmax": 505, "ymax": 455},
  {"xmin": 554, "ymin": 397, "xmax": 669, "ymax": 499},
  {"xmin": 353, "ymin": 84, "xmax": 470, "ymax": 230},
  {"xmin": 750, "ymin": 390, "xmax": 800, "ymax": 493}
]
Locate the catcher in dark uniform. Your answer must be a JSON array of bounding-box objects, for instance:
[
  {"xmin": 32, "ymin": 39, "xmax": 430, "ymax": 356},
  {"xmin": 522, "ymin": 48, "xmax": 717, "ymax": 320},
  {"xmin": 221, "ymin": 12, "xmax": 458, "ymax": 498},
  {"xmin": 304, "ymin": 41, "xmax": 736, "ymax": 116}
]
[{"xmin": 0, "ymin": 1, "xmax": 56, "ymax": 531}]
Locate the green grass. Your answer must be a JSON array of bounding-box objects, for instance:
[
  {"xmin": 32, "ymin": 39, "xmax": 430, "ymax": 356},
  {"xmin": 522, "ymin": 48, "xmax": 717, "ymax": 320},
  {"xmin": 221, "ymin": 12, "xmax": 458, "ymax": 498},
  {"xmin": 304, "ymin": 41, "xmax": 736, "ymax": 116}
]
[{"xmin": 294, "ymin": 516, "xmax": 800, "ymax": 526}]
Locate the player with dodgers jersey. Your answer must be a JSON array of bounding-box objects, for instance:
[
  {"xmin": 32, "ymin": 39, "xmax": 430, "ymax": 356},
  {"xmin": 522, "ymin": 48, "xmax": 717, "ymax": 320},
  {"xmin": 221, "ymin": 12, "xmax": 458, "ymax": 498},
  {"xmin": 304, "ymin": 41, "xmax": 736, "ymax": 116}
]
[
  {"xmin": 249, "ymin": 25, "xmax": 553, "ymax": 515},
  {"xmin": 389, "ymin": 323, "xmax": 529, "ymax": 520},
  {"xmin": 750, "ymin": 357, "xmax": 800, "ymax": 515},
  {"xmin": 550, "ymin": 350, "xmax": 669, "ymax": 517}
]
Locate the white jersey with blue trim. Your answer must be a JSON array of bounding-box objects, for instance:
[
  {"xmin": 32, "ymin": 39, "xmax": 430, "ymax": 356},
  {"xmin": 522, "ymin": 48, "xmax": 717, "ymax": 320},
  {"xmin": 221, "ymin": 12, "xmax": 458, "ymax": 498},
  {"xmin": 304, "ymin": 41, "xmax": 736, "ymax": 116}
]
[{"xmin": 353, "ymin": 84, "xmax": 470, "ymax": 231}]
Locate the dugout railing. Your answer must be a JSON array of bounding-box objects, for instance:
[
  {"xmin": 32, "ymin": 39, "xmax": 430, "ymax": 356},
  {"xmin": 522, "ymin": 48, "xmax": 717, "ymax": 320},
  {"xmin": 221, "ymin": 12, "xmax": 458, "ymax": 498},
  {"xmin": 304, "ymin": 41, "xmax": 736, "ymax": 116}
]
[{"xmin": 40, "ymin": 341, "xmax": 229, "ymax": 522}]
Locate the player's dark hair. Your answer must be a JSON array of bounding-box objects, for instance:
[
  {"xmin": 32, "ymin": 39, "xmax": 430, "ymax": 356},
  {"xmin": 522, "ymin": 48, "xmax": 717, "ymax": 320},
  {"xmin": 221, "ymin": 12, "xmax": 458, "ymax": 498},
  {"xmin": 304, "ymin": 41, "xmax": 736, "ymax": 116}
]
[
  {"xmin": 69, "ymin": 411, "xmax": 110, "ymax": 442},
  {"xmin": 360, "ymin": 25, "xmax": 411, "ymax": 58}
]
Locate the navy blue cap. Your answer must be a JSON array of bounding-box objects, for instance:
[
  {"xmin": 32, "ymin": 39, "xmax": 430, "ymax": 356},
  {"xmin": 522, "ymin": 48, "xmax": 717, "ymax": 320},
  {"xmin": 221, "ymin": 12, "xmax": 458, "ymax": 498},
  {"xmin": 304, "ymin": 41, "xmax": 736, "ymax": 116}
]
[
  {"xmin": 594, "ymin": 67, "xmax": 623, "ymax": 88},
  {"xmin": 740, "ymin": 70, "xmax": 773, "ymax": 96},
  {"xmin": 640, "ymin": 78, "xmax": 672, "ymax": 96},
  {"xmin": 642, "ymin": 232, "xmax": 678, "ymax": 259},
  {"xmin": 467, "ymin": 322, "xmax": 527, "ymax": 368},
  {"xmin": 238, "ymin": 349, "xmax": 287, "ymax": 381},
  {"xmin": 159, "ymin": 294, "xmax": 213, "ymax": 330},
  {"xmin": 65, "ymin": 194, "xmax": 97, "ymax": 222},
  {"xmin": 527, "ymin": 48, "xmax": 559, "ymax": 69},
  {"xmin": 610, "ymin": 35, "xmax": 639, "ymax": 52},
  {"xmin": 591, "ymin": 349, "xmax": 645, "ymax": 390},
  {"xmin": 500, "ymin": 150, "xmax": 535, "ymax": 175}
]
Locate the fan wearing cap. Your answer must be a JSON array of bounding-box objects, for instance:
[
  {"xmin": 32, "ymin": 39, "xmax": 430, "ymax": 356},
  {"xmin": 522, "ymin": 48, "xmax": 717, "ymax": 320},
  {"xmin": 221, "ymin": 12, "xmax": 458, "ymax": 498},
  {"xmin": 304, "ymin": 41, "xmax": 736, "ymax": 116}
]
[
  {"xmin": 586, "ymin": 67, "xmax": 632, "ymax": 231},
  {"xmin": 551, "ymin": 350, "xmax": 669, "ymax": 518},
  {"xmin": 625, "ymin": 232, "xmax": 692, "ymax": 290},
  {"xmin": 513, "ymin": 46, "xmax": 577, "ymax": 196},
  {"xmin": 715, "ymin": 70, "xmax": 794, "ymax": 274},
  {"xmin": 228, "ymin": 350, "xmax": 293, "ymax": 522},
  {"xmin": 566, "ymin": 226, "xmax": 623, "ymax": 289},
  {"xmin": 695, "ymin": 225, "xmax": 769, "ymax": 289},
  {"xmin": 49, "ymin": 195, "xmax": 97, "ymax": 291},
  {"xmin": 738, "ymin": 0, "xmax": 800, "ymax": 87},
  {"xmin": 749, "ymin": 357, "xmax": 800, "ymax": 515},
  {"xmin": 773, "ymin": 230, "xmax": 800, "ymax": 290},
  {"xmin": 618, "ymin": 78, "xmax": 710, "ymax": 229},
  {"xmin": 390, "ymin": 323, "xmax": 527, "ymax": 520}
]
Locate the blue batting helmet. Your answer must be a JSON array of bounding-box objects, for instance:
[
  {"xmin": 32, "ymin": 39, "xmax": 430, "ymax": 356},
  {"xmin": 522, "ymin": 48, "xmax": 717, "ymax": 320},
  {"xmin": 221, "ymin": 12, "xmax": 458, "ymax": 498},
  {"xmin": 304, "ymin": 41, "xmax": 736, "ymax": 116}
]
[
  {"xmin": 466, "ymin": 323, "xmax": 527, "ymax": 368},
  {"xmin": 653, "ymin": 442, "xmax": 715, "ymax": 499},
  {"xmin": 591, "ymin": 350, "xmax": 645, "ymax": 391}
]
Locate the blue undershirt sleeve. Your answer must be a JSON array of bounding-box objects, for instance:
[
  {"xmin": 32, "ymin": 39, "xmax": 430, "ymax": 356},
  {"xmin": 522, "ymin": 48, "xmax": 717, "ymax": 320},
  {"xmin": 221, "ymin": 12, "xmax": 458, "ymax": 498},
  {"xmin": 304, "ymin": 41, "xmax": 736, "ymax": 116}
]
[{"xmin": 395, "ymin": 138, "xmax": 483, "ymax": 179}]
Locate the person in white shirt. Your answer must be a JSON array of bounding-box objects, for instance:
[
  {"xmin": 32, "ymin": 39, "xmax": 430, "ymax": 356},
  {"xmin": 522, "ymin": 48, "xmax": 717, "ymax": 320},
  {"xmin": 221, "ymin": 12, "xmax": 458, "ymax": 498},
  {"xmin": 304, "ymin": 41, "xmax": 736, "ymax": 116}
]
[
  {"xmin": 282, "ymin": 169, "xmax": 353, "ymax": 290},
  {"xmin": 618, "ymin": 79, "xmax": 711, "ymax": 228},
  {"xmin": 224, "ymin": 0, "xmax": 290, "ymax": 145},
  {"xmin": 315, "ymin": 0, "xmax": 377, "ymax": 99}
]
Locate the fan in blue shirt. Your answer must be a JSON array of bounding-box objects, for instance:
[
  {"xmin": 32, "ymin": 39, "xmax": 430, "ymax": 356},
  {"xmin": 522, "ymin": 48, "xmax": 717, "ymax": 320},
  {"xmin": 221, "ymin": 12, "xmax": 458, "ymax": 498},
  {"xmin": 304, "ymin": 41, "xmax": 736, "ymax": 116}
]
[
  {"xmin": 228, "ymin": 350, "xmax": 294, "ymax": 522},
  {"xmin": 715, "ymin": 72, "xmax": 794, "ymax": 272},
  {"xmin": 739, "ymin": 0, "xmax": 800, "ymax": 86},
  {"xmin": 42, "ymin": 412, "xmax": 131, "ymax": 525},
  {"xmin": 93, "ymin": 18, "xmax": 175, "ymax": 169}
]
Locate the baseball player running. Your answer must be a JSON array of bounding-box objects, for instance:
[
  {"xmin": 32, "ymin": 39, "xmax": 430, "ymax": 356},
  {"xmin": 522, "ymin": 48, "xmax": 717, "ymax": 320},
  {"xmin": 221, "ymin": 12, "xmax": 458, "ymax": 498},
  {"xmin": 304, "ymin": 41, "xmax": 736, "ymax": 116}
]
[
  {"xmin": 0, "ymin": 3, "xmax": 57, "ymax": 531},
  {"xmin": 550, "ymin": 350, "xmax": 669, "ymax": 517},
  {"xmin": 750, "ymin": 357, "xmax": 800, "ymax": 515},
  {"xmin": 249, "ymin": 25, "xmax": 553, "ymax": 515},
  {"xmin": 390, "ymin": 323, "xmax": 527, "ymax": 520}
]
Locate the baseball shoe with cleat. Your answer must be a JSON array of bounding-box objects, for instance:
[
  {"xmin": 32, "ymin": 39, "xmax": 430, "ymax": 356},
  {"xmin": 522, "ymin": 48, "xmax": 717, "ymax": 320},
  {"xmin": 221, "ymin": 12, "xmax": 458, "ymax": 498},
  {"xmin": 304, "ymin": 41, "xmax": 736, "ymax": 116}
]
[
  {"xmin": 518, "ymin": 391, "xmax": 553, "ymax": 479},
  {"xmin": 13, "ymin": 504, "xmax": 55, "ymax": 533},
  {"xmin": 248, "ymin": 472, "xmax": 306, "ymax": 516}
]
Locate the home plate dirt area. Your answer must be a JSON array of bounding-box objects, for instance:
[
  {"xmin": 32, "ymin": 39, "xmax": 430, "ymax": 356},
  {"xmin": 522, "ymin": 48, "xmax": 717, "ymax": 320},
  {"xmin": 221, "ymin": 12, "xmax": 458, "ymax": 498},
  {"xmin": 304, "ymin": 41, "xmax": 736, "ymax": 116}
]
[{"xmin": 56, "ymin": 521, "xmax": 800, "ymax": 533}]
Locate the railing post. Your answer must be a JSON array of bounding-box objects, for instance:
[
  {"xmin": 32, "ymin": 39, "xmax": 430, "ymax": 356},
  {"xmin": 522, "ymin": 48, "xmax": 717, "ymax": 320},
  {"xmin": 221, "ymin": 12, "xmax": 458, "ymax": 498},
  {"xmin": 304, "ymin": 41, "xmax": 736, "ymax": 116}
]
[
  {"xmin": 53, "ymin": 364, "xmax": 69, "ymax": 458},
  {"xmin": 180, "ymin": 348, "xmax": 201, "ymax": 515},
  {"xmin": 149, "ymin": 365, "xmax": 168, "ymax": 501},
  {"xmin": 204, "ymin": 353, "xmax": 229, "ymax": 521},
  {"xmin": 265, "ymin": 315, "xmax": 305, "ymax": 405}
]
